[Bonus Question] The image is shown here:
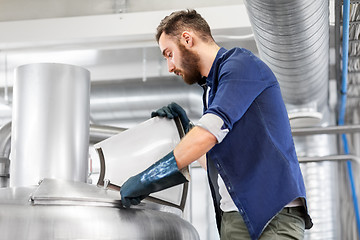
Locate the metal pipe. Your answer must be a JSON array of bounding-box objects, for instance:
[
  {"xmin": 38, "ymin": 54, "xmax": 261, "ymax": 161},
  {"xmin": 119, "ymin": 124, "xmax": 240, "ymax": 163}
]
[
  {"xmin": 89, "ymin": 124, "xmax": 126, "ymax": 143},
  {"xmin": 10, "ymin": 63, "xmax": 90, "ymax": 187},
  {"xmin": 90, "ymin": 78, "xmax": 203, "ymax": 126},
  {"xmin": 291, "ymin": 124, "xmax": 360, "ymax": 136},
  {"xmin": 339, "ymin": 0, "xmax": 360, "ymax": 236},
  {"xmin": 298, "ymin": 154, "xmax": 360, "ymax": 163},
  {"xmin": 244, "ymin": 0, "xmax": 329, "ymax": 109}
]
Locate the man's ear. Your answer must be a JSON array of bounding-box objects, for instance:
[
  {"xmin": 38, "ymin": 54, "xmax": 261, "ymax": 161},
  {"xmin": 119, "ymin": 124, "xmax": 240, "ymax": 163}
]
[{"xmin": 181, "ymin": 31, "xmax": 193, "ymax": 48}]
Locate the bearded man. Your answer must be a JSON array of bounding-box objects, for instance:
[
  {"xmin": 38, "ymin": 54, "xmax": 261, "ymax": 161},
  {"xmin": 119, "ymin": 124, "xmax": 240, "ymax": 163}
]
[{"xmin": 120, "ymin": 9, "xmax": 313, "ymax": 240}]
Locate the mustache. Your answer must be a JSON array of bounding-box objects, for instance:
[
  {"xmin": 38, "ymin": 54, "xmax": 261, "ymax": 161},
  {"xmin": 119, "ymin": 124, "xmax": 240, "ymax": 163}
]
[{"xmin": 174, "ymin": 70, "xmax": 182, "ymax": 76}]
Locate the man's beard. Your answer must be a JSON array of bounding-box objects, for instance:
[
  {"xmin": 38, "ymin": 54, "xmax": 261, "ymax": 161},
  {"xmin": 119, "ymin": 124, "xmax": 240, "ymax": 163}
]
[{"xmin": 177, "ymin": 43, "xmax": 202, "ymax": 85}]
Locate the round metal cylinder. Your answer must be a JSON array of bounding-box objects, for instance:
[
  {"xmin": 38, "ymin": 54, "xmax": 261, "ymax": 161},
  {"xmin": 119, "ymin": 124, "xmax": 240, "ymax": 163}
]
[{"xmin": 10, "ymin": 63, "xmax": 90, "ymax": 187}]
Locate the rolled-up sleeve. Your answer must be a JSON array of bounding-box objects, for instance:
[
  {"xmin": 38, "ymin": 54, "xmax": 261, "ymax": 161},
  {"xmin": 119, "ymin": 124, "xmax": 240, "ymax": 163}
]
[{"xmin": 196, "ymin": 113, "xmax": 229, "ymax": 143}]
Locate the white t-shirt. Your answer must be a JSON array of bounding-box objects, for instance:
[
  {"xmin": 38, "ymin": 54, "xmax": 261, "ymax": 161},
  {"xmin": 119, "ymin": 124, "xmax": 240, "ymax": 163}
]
[
  {"xmin": 218, "ymin": 174, "xmax": 238, "ymax": 212},
  {"xmin": 217, "ymin": 174, "xmax": 303, "ymax": 212}
]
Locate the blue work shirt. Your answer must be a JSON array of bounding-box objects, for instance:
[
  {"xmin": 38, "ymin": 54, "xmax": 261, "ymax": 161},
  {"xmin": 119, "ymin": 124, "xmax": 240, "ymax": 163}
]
[{"xmin": 203, "ymin": 47, "xmax": 312, "ymax": 240}]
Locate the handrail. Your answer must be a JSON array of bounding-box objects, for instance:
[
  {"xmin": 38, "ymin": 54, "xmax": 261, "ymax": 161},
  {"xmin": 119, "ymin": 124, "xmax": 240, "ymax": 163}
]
[
  {"xmin": 292, "ymin": 124, "xmax": 360, "ymax": 136},
  {"xmin": 298, "ymin": 154, "xmax": 360, "ymax": 163}
]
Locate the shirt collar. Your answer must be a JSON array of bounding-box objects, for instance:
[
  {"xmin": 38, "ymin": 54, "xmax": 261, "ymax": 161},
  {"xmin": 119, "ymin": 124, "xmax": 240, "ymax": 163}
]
[{"xmin": 206, "ymin": 47, "xmax": 227, "ymax": 86}]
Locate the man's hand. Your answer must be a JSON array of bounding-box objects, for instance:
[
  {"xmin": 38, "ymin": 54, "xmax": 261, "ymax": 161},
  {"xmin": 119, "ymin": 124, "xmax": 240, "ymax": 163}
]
[
  {"xmin": 120, "ymin": 151, "xmax": 188, "ymax": 208},
  {"xmin": 151, "ymin": 102, "xmax": 191, "ymax": 133},
  {"xmin": 120, "ymin": 174, "xmax": 149, "ymax": 208}
]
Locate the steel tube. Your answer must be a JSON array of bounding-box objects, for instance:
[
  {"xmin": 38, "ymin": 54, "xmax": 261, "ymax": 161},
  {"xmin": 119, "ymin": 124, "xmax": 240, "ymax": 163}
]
[
  {"xmin": 292, "ymin": 124, "xmax": 360, "ymax": 136},
  {"xmin": 298, "ymin": 154, "xmax": 360, "ymax": 163},
  {"xmin": 89, "ymin": 124, "xmax": 126, "ymax": 143},
  {"xmin": 10, "ymin": 63, "xmax": 90, "ymax": 187}
]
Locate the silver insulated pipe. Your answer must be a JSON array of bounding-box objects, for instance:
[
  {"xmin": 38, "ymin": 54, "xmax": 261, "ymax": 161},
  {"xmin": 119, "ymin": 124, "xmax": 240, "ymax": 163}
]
[
  {"xmin": 10, "ymin": 63, "xmax": 90, "ymax": 187},
  {"xmin": 244, "ymin": 0, "xmax": 329, "ymax": 111}
]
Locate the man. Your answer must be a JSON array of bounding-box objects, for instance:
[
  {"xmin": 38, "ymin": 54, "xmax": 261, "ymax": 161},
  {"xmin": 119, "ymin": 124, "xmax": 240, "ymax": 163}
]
[{"xmin": 120, "ymin": 9, "xmax": 313, "ymax": 240}]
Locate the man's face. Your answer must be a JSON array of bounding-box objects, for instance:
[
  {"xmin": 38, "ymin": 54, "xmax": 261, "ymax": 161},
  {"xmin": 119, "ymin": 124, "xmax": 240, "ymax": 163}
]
[{"xmin": 159, "ymin": 33, "xmax": 202, "ymax": 85}]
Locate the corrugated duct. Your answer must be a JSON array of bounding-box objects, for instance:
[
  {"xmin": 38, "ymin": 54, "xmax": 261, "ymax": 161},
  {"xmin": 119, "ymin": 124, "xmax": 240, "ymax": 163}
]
[{"xmin": 244, "ymin": 0, "xmax": 329, "ymax": 110}]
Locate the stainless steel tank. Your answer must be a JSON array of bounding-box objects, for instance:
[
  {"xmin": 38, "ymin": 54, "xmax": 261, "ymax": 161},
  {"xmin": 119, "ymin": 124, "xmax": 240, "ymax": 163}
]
[
  {"xmin": 3, "ymin": 63, "xmax": 200, "ymax": 239},
  {"xmin": 0, "ymin": 178, "xmax": 200, "ymax": 240},
  {"xmin": 10, "ymin": 63, "xmax": 90, "ymax": 187}
]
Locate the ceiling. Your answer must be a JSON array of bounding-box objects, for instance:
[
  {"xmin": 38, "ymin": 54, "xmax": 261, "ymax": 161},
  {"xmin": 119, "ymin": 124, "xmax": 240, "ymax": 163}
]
[
  {"xmin": 0, "ymin": 0, "xmax": 357, "ymax": 129},
  {"xmin": 0, "ymin": 0, "xmax": 242, "ymax": 22},
  {"xmin": 0, "ymin": 1, "xmax": 257, "ymax": 127}
]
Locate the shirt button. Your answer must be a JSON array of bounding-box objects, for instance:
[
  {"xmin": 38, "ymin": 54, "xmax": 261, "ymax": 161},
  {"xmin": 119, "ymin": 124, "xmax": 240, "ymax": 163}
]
[
  {"xmin": 216, "ymin": 163, "xmax": 220, "ymax": 168},
  {"xmin": 227, "ymin": 186, "xmax": 231, "ymax": 191},
  {"xmin": 240, "ymin": 208, "xmax": 244, "ymax": 214}
]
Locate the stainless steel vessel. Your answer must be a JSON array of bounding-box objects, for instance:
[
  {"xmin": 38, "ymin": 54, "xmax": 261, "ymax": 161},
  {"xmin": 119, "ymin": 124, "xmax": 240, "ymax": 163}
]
[
  {"xmin": 0, "ymin": 178, "xmax": 199, "ymax": 240},
  {"xmin": 3, "ymin": 63, "xmax": 199, "ymax": 240},
  {"xmin": 10, "ymin": 63, "xmax": 90, "ymax": 187}
]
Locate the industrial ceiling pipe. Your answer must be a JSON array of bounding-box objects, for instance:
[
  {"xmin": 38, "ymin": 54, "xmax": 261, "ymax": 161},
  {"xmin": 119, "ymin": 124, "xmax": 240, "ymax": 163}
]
[{"xmin": 244, "ymin": 0, "xmax": 329, "ymax": 112}]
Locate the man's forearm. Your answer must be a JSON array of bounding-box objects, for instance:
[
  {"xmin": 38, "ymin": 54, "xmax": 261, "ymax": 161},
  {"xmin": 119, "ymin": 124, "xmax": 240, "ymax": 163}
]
[{"xmin": 174, "ymin": 126, "xmax": 217, "ymax": 169}]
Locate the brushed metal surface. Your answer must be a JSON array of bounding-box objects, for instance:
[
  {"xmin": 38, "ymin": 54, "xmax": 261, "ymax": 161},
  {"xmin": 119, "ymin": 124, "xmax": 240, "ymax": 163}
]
[
  {"xmin": 0, "ymin": 179, "xmax": 199, "ymax": 240},
  {"xmin": 31, "ymin": 178, "xmax": 121, "ymax": 206},
  {"xmin": 10, "ymin": 63, "xmax": 90, "ymax": 187}
]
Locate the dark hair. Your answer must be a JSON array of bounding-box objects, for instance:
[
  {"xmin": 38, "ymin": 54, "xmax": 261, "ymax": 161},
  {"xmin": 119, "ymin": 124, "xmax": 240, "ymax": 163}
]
[{"xmin": 156, "ymin": 9, "xmax": 214, "ymax": 43}]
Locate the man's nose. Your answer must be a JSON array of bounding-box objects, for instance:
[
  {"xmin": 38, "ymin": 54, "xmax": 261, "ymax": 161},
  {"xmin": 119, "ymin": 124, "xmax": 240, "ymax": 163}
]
[{"xmin": 167, "ymin": 60, "xmax": 175, "ymax": 73}]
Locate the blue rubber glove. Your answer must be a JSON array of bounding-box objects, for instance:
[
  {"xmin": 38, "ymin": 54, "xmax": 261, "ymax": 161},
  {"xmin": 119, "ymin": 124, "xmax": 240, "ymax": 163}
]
[
  {"xmin": 120, "ymin": 151, "xmax": 188, "ymax": 208},
  {"xmin": 151, "ymin": 102, "xmax": 191, "ymax": 133}
]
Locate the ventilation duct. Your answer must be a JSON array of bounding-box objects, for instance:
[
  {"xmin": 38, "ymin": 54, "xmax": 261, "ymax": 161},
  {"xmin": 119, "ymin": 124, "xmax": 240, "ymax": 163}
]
[
  {"xmin": 244, "ymin": 0, "xmax": 329, "ymax": 111},
  {"xmin": 90, "ymin": 78, "xmax": 203, "ymax": 127}
]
